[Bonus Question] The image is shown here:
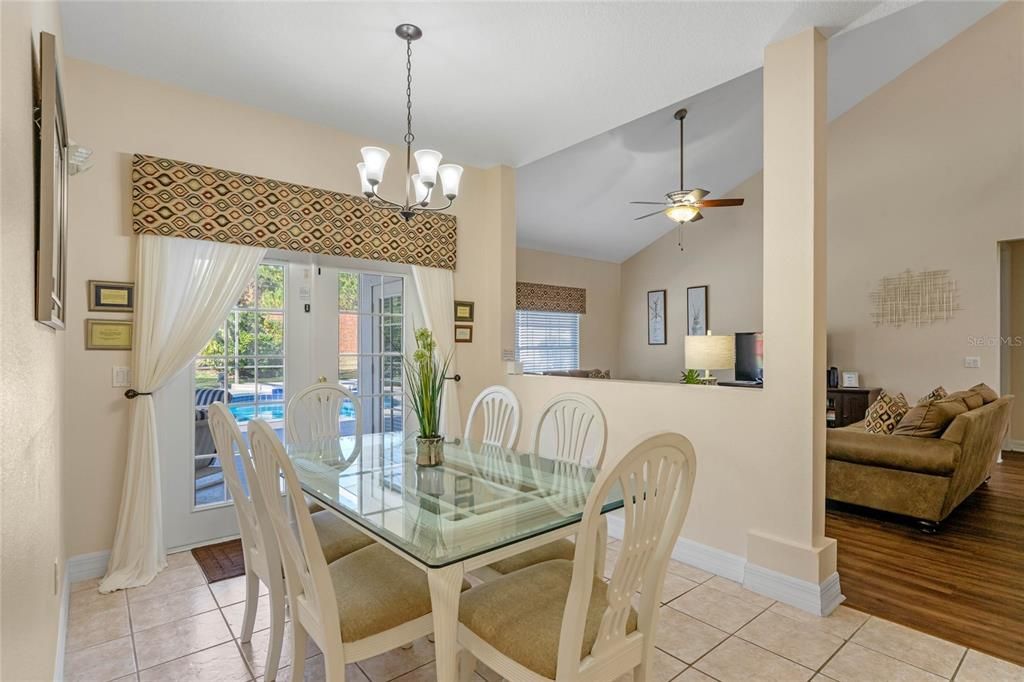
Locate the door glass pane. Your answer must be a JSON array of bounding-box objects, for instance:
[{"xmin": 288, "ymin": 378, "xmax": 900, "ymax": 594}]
[
  {"xmin": 338, "ymin": 314, "xmax": 359, "ymax": 354},
  {"xmin": 193, "ymin": 261, "xmax": 286, "ymax": 509},
  {"xmin": 338, "ymin": 272, "xmax": 358, "ymax": 311},
  {"xmin": 339, "ymin": 355, "xmax": 359, "ymax": 395}
]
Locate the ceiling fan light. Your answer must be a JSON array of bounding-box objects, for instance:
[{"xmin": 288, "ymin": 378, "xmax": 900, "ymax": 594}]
[
  {"xmin": 667, "ymin": 204, "xmax": 701, "ymax": 223},
  {"xmin": 438, "ymin": 164, "xmax": 463, "ymax": 199},
  {"xmin": 414, "ymin": 149, "xmax": 442, "ymax": 187},
  {"xmin": 360, "ymin": 146, "xmax": 390, "ymax": 185}
]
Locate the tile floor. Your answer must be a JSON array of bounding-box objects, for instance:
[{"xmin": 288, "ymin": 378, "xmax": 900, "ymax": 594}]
[{"xmin": 64, "ymin": 542, "xmax": 1024, "ymax": 682}]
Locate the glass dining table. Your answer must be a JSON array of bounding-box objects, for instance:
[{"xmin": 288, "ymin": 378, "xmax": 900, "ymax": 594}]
[{"xmin": 286, "ymin": 431, "xmax": 624, "ymax": 680}]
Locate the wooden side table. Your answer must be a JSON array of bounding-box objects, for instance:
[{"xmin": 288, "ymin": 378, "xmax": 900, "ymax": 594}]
[{"xmin": 827, "ymin": 387, "xmax": 881, "ymax": 427}]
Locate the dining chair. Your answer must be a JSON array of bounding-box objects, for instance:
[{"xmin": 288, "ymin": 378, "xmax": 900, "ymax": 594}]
[
  {"xmin": 465, "ymin": 385, "xmax": 521, "ymax": 448},
  {"xmin": 489, "ymin": 392, "xmax": 607, "ymax": 575},
  {"xmin": 246, "ymin": 418, "xmax": 469, "ymax": 682},
  {"xmin": 208, "ymin": 404, "xmax": 374, "ymax": 681},
  {"xmin": 457, "ymin": 432, "xmax": 698, "ymax": 682},
  {"xmin": 286, "ymin": 382, "xmax": 362, "ymax": 514},
  {"xmin": 286, "ymin": 382, "xmax": 362, "ymax": 445}
]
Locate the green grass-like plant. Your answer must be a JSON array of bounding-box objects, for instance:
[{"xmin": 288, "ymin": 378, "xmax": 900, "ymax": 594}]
[
  {"xmin": 405, "ymin": 328, "xmax": 453, "ymax": 438},
  {"xmin": 681, "ymin": 369, "xmax": 702, "ymax": 385}
]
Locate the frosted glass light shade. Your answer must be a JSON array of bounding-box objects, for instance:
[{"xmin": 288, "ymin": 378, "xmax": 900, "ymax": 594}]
[
  {"xmin": 356, "ymin": 163, "xmax": 373, "ymax": 196},
  {"xmin": 438, "ymin": 164, "xmax": 463, "ymax": 199},
  {"xmin": 360, "ymin": 146, "xmax": 390, "ymax": 184},
  {"xmin": 685, "ymin": 334, "xmax": 736, "ymax": 371},
  {"xmin": 667, "ymin": 204, "xmax": 701, "ymax": 223},
  {"xmin": 414, "ymin": 149, "xmax": 442, "ymax": 187},
  {"xmin": 411, "ymin": 174, "xmax": 432, "ymax": 205}
]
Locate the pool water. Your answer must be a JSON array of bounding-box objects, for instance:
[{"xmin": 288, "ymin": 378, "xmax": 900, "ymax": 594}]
[{"xmin": 227, "ymin": 401, "xmax": 361, "ymax": 423}]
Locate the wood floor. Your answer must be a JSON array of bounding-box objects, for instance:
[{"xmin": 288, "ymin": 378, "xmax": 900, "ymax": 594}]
[{"xmin": 826, "ymin": 452, "xmax": 1024, "ymax": 666}]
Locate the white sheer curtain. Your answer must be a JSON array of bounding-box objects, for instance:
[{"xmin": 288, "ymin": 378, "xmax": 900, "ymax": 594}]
[
  {"xmin": 100, "ymin": 235, "xmax": 267, "ymax": 592},
  {"xmin": 411, "ymin": 266, "xmax": 462, "ymax": 438}
]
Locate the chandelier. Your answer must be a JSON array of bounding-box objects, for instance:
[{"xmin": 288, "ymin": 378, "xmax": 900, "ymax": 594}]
[{"xmin": 357, "ymin": 24, "xmax": 463, "ymax": 221}]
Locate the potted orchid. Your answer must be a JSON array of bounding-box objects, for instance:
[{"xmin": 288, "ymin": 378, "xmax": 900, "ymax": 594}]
[{"xmin": 406, "ymin": 328, "xmax": 453, "ymax": 466}]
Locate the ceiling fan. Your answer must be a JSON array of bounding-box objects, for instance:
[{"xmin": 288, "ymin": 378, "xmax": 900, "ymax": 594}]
[{"xmin": 630, "ymin": 108, "xmax": 744, "ymax": 249}]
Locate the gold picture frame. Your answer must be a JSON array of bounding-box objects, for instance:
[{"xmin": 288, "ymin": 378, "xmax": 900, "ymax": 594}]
[
  {"xmin": 88, "ymin": 280, "xmax": 135, "ymax": 312},
  {"xmin": 454, "ymin": 324, "xmax": 473, "ymax": 343},
  {"xmin": 454, "ymin": 300, "xmax": 475, "ymax": 322},
  {"xmin": 85, "ymin": 319, "xmax": 133, "ymax": 350}
]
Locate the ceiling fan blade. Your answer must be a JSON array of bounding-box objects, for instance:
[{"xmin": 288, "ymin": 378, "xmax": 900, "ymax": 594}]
[
  {"xmin": 629, "ymin": 201, "xmax": 667, "ymax": 205},
  {"xmin": 698, "ymin": 198, "xmax": 745, "ymax": 207},
  {"xmin": 690, "ymin": 211, "xmax": 704, "ymax": 222},
  {"xmin": 633, "ymin": 209, "xmax": 667, "ymax": 221}
]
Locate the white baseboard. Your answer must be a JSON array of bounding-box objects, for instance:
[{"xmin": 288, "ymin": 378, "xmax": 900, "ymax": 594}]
[
  {"xmin": 744, "ymin": 565, "xmax": 844, "ymax": 616},
  {"xmin": 1006, "ymin": 439, "xmax": 1024, "ymax": 453},
  {"xmin": 67, "ymin": 550, "xmax": 111, "ymax": 584},
  {"xmin": 606, "ymin": 515, "xmax": 842, "ymax": 615},
  {"xmin": 53, "ymin": 567, "xmax": 72, "ymax": 682}
]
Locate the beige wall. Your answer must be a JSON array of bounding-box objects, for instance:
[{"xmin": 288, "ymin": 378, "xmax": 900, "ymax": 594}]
[
  {"xmin": 827, "ymin": 3, "xmax": 1023, "ymax": 401},
  {"xmin": 62, "ymin": 59, "xmax": 512, "ymax": 556},
  {"xmin": 620, "ymin": 4, "xmax": 1024, "ymax": 402},
  {"xmin": 1, "ymin": 2, "xmax": 67, "ymax": 679},
  {"xmin": 1010, "ymin": 241, "xmax": 1024, "ymax": 442},
  {"xmin": 618, "ymin": 172, "xmax": 764, "ymax": 382},
  {"xmin": 516, "ymin": 248, "xmax": 622, "ymax": 375}
]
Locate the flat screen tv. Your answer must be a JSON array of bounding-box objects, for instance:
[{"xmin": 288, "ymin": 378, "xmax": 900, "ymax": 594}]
[{"xmin": 735, "ymin": 332, "xmax": 764, "ymax": 382}]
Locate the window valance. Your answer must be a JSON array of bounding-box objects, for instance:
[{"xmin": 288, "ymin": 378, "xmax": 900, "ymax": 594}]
[
  {"xmin": 131, "ymin": 154, "xmax": 457, "ymax": 270},
  {"xmin": 516, "ymin": 281, "xmax": 586, "ymax": 314}
]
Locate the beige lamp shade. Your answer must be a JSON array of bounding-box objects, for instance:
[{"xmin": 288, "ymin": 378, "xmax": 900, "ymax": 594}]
[{"xmin": 685, "ymin": 334, "xmax": 736, "ymax": 371}]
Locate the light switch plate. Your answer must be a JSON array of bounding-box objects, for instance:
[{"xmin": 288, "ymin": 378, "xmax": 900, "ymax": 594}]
[
  {"xmin": 964, "ymin": 356, "xmax": 981, "ymax": 368},
  {"xmin": 112, "ymin": 366, "xmax": 131, "ymax": 387}
]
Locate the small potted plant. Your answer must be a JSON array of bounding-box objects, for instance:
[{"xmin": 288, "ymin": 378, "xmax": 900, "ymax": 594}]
[{"xmin": 406, "ymin": 328, "xmax": 453, "ymax": 466}]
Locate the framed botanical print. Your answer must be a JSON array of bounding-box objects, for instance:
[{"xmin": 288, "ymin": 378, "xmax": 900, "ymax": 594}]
[
  {"xmin": 687, "ymin": 285, "xmax": 708, "ymax": 336},
  {"xmin": 647, "ymin": 289, "xmax": 667, "ymax": 345},
  {"xmin": 454, "ymin": 300, "xmax": 475, "ymax": 322},
  {"xmin": 454, "ymin": 324, "xmax": 473, "ymax": 343},
  {"xmin": 85, "ymin": 319, "xmax": 133, "ymax": 350},
  {"xmin": 88, "ymin": 280, "xmax": 135, "ymax": 312}
]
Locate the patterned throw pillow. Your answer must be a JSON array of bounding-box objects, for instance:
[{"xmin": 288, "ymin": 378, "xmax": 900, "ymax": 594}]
[
  {"xmin": 917, "ymin": 386, "xmax": 948, "ymax": 406},
  {"xmin": 864, "ymin": 391, "xmax": 910, "ymax": 435},
  {"xmin": 587, "ymin": 369, "xmax": 611, "ymax": 379}
]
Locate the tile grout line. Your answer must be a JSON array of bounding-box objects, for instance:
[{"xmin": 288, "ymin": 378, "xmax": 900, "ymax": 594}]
[
  {"xmin": 124, "ymin": 589, "xmax": 142, "ymax": 681},
  {"xmin": 847, "ymin": 617, "xmax": 966, "ymax": 680},
  {"xmin": 950, "ymin": 648, "xmax": 969, "ymax": 681}
]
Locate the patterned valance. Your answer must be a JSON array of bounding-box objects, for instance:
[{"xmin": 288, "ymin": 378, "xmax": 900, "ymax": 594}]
[
  {"xmin": 131, "ymin": 154, "xmax": 457, "ymax": 270},
  {"xmin": 516, "ymin": 281, "xmax": 586, "ymax": 314}
]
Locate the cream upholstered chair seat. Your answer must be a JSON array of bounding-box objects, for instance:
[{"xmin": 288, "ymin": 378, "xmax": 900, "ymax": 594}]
[
  {"xmin": 459, "ymin": 559, "xmax": 637, "ymax": 679},
  {"xmin": 329, "ymin": 544, "xmax": 469, "ymax": 642},
  {"xmin": 486, "ymin": 539, "xmax": 575, "ymax": 575},
  {"xmin": 309, "ymin": 510, "xmax": 374, "ymax": 562}
]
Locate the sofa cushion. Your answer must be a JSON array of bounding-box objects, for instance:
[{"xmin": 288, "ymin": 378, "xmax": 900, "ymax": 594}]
[
  {"xmin": 917, "ymin": 386, "xmax": 947, "ymax": 405},
  {"xmin": 893, "ymin": 397, "xmax": 968, "ymax": 438},
  {"xmin": 970, "ymin": 383, "xmax": 999, "ymax": 404},
  {"xmin": 945, "ymin": 389, "xmax": 985, "ymax": 411},
  {"xmin": 864, "ymin": 391, "xmax": 909, "ymax": 435},
  {"xmin": 827, "ymin": 425, "xmax": 959, "ymax": 475}
]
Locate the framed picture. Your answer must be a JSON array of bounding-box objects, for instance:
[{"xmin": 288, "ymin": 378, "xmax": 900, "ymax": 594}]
[
  {"xmin": 687, "ymin": 285, "xmax": 708, "ymax": 336},
  {"xmin": 454, "ymin": 324, "xmax": 473, "ymax": 343},
  {"xmin": 88, "ymin": 280, "xmax": 135, "ymax": 312},
  {"xmin": 647, "ymin": 290, "xmax": 667, "ymax": 345},
  {"xmin": 35, "ymin": 32, "xmax": 68, "ymax": 330},
  {"xmin": 85, "ymin": 319, "xmax": 133, "ymax": 350},
  {"xmin": 454, "ymin": 300, "xmax": 475, "ymax": 322}
]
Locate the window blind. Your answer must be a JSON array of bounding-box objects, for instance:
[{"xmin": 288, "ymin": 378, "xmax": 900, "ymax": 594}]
[{"xmin": 515, "ymin": 309, "xmax": 580, "ymax": 373}]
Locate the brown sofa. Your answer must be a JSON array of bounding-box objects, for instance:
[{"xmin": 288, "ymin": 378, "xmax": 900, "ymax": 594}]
[{"xmin": 826, "ymin": 395, "xmax": 1012, "ymax": 528}]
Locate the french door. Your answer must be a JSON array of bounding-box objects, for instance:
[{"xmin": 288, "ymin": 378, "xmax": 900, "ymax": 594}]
[{"xmin": 162, "ymin": 260, "xmax": 407, "ymax": 551}]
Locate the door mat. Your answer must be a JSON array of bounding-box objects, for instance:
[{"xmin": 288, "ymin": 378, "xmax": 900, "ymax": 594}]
[{"xmin": 192, "ymin": 538, "xmax": 246, "ymax": 583}]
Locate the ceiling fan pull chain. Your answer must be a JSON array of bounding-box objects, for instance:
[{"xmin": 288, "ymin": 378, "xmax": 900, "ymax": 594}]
[{"xmin": 403, "ymin": 37, "xmax": 414, "ymax": 208}]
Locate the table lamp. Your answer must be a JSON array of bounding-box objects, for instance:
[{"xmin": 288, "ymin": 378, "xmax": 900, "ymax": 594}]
[{"xmin": 684, "ymin": 331, "xmax": 736, "ymax": 385}]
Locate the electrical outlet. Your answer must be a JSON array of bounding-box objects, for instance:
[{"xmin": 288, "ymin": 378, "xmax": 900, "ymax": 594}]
[
  {"xmin": 112, "ymin": 366, "xmax": 131, "ymax": 387},
  {"xmin": 964, "ymin": 356, "xmax": 981, "ymax": 369}
]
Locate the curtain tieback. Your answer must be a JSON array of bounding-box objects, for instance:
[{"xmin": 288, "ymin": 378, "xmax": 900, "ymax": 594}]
[{"xmin": 124, "ymin": 389, "xmax": 153, "ymax": 399}]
